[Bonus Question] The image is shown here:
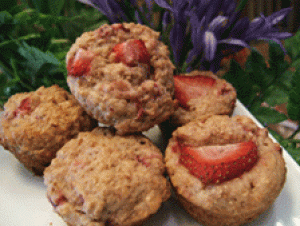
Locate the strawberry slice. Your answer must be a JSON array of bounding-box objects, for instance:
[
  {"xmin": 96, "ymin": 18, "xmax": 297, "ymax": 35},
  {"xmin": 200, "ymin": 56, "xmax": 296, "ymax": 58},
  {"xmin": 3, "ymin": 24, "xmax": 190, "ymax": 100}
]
[
  {"xmin": 13, "ymin": 97, "xmax": 31, "ymax": 117},
  {"xmin": 174, "ymin": 75, "xmax": 216, "ymax": 108},
  {"xmin": 112, "ymin": 39, "xmax": 150, "ymax": 67},
  {"xmin": 67, "ymin": 48, "xmax": 95, "ymax": 77},
  {"xmin": 175, "ymin": 141, "xmax": 258, "ymax": 185}
]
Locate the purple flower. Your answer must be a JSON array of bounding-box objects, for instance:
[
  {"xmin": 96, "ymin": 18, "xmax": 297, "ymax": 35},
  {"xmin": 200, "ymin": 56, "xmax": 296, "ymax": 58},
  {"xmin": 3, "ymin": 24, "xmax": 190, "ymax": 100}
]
[
  {"xmin": 77, "ymin": 0, "xmax": 132, "ymax": 23},
  {"xmin": 77, "ymin": 0, "xmax": 293, "ymax": 73},
  {"xmin": 154, "ymin": 0, "xmax": 190, "ymax": 65},
  {"xmin": 185, "ymin": 0, "xmax": 249, "ymax": 71},
  {"xmin": 245, "ymin": 8, "xmax": 292, "ymax": 51}
]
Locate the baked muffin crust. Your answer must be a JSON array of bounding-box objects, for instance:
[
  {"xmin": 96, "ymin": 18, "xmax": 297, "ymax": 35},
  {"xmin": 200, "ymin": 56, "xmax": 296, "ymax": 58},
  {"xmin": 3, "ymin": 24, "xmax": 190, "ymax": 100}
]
[
  {"xmin": 66, "ymin": 23, "xmax": 175, "ymax": 135},
  {"xmin": 165, "ymin": 115, "xmax": 286, "ymax": 226},
  {"xmin": 160, "ymin": 70, "xmax": 236, "ymax": 139},
  {"xmin": 44, "ymin": 127, "xmax": 170, "ymax": 226},
  {"xmin": 0, "ymin": 85, "xmax": 97, "ymax": 175}
]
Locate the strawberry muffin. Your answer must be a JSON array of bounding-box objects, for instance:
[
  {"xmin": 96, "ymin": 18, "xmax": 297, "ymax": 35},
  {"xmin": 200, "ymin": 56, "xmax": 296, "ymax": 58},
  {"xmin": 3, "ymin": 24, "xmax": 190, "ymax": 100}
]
[
  {"xmin": 66, "ymin": 23, "xmax": 175, "ymax": 135},
  {"xmin": 0, "ymin": 85, "xmax": 97, "ymax": 175},
  {"xmin": 160, "ymin": 70, "xmax": 236, "ymax": 139},
  {"xmin": 44, "ymin": 127, "xmax": 170, "ymax": 226},
  {"xmin": 165, "ymin": 115, "xmax": 286, "ymax": 226}
]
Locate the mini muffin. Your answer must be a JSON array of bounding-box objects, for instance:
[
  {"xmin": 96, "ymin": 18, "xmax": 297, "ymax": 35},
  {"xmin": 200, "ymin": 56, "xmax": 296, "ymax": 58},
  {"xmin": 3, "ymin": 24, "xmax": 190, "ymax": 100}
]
[
  {"xmin": 44, "ymin": 127, "xmax": 170, "ymax": 226},
  {"xmin": 165, "ymin": 115, "xmax": 286, "ymax": 226},
  {"xmin": 66, "ymin": 23, "xmax": 175, "ymax": 135},
  {"xmin": 0, "ymin": 85, "xmax": 97, "ymax": 175},
  {"xmin": 160, "ymin": 70, "xmax": 236, "ymax": 139}
]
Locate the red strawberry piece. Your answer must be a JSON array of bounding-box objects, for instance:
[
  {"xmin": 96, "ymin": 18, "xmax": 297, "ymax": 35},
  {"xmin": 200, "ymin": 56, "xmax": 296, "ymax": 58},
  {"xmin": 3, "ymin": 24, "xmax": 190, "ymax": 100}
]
[
  {"xmin": 112, "ymin": 39, "xmax": 150, "ymax": 67},
  {"xmin": 175, "ymin": 141, "xmax": 258, "ymax": 185},
  {"xmin": 174, "ymin": 75, "xmax": 216, "ymax": 108},
  {"xmin": 13, "ymin": 97, "xmax": 31, "ymax": 117},
  {"xmin": 67, "ymin": 48, "xmax": 94, "ymax": 77},
  {"xmin": 48, "ymin": 192, "xmax": 67, "ymax": 208}
]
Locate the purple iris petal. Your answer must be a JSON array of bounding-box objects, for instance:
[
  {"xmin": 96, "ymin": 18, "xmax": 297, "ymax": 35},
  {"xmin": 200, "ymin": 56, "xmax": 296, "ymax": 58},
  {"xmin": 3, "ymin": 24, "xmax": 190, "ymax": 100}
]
[
  {"xmin": 162, "ymin": 11, "xmax": 171, "ymax": 31},
  {"xmin": 170, "ymin": 23, "xmax": 187, "ymax": 64},
  {"xmin": 105, "ymin": 0, "xmax": 128, "ymax": 21},
  {"xmin": 190, "ymin": 13, "xmax": 205, "ymax": 47},
  {"xmin": 134, "ymin": 10, "xmax": 143, "ymax": 24},
  {"xmin": 204, "ymin": 31, "xmax": 217, "ymax": 61},
  {"xmin": 186, "ymin": 48, "xmax": 200, "ymax": 65},
  {"xmin": 267, "ymin": 8, "xmax": 292, "ymax": 25},
  {"xmin": 263, "ymin": 32, "xmax": 293, "ymax": 40},
  {"xmin": 77, "ymin": 0, "xmax": 94, "ymax": 7},
  {"xmin": 77, "ymin": 0, "xmax": 293, "ymax": 73},
  {"xmin": 209, "ymin": 16, "xmax": 228, "ymax": 31},
  {"xmin": 219, "ymin": 38, "xmax": 249, "ymax": 48},
  {"xmin": 221, "ymin": 0, "xmax": 236, "ymax": 15},
  {"xmin": 228, "ymin": 17, "xmax": 250, "ymax": 39},
  {"xmin": 77, "ymin": 0, "xmax": 128, "ymax": 23},
  {"xmin": 153, "ymin": 0, "xmax": 172, "ymax": 11},
  {"xmin": 247, "ymin": 17, "xmax": 265, "ymax": 35},
  {"xmin": 203, "ymin": 0, "xmax": 223, "ymax": 27}
]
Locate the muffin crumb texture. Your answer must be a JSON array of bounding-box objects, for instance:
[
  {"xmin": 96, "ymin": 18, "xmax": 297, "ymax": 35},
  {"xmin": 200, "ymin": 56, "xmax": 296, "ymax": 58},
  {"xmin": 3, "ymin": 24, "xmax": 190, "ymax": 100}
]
[
  {"xmin": 160, "ymin": 70, "xmax": 237, "ymax": 138},
  {"xmin": 0, "ymin": 85, "xmax": 97, "ymax": 175},
  {"xmin": 66, "ymin": 23, "xmax": 175, "ymax": 135},
  {"xmin": 44, "ymin": 127, "xmax": 170, "ymax": 226},
  {"xmin": 165, "ymin": 115, "xmax": 286, "ymax": 226}
]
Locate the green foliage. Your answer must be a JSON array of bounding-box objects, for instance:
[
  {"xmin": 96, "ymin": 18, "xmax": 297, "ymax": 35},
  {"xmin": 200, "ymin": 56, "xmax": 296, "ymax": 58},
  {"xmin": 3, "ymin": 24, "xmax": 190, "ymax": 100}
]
[
  {"xmin": 224, "ymin": 41, "xmax": 290, "ymax": 125},
  {"xmin": 224, "ymin": 35, "xmax": 300, "ymax": 164},
  {"xmin": 270, "ymin": 130, "xmax": 300, "ymax": 165},
  {"xmin": 287, "ymin": 62, "xmax": 300, "ymax": 121},
  {"xmin": 0, "ymin": 1, "xmax": 105, "ymax": 106},
  {"xmin": 285, "ymin": 29, "xmax": 300, "ymax": 123}
]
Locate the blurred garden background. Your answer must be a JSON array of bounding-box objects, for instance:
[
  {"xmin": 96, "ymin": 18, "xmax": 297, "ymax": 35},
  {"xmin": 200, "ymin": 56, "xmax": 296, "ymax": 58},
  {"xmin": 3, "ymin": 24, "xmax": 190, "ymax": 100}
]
[{"xmin": 0, "ymin": 0, "xmax": 300, "ymax": 164}]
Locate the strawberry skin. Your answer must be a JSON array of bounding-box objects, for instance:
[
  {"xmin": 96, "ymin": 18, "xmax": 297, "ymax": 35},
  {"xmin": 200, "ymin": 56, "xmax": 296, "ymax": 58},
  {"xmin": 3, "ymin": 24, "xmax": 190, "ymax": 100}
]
[
  {"xmin": 112, "ymin": 39, "xmax": 150, "ymax": 67},
  {"xmin": 175, "ymin": 141, "xmax": 258, "ymax": 185},
  {"xmin": 13, "ymin": 97, "xmax": 31, "ymax": 117},
  {"xmin": 67, "ymin": 49, "xmax": 95, "ymax": 77},
  {"xmin": 174, "ymin": 75, "xmax": 216, "ymax": 108}
]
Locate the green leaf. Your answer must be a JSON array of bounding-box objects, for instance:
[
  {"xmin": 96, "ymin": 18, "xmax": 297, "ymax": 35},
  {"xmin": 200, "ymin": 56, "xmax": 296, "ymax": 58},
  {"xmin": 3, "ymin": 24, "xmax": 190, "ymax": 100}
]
[
  {"xmin": 236, "ymin": 0, "xmax": 249, "ymax": 12},
  {"xmin": 17, "ymin": 41, "xmax": 61, "ymax": 84},
  {"xmin": 223, "ymin": 59, "xmax": 257, "ymax": 106},
  {"xmin": 48, "ymin": 0, "xmax": 66, "ymax": 16},
  {"xmin": 285, "ymin": 29, "xmax": 300, "ymax": 62},
  {"xmin": 268, "ymin": 40, "xmax": 289, "ymax": 78},
  {"xmin": 287, "ymin": 63, "xmax": 300, "ymax": 121},
  {"xmin": 0, "ymin": 0, "xmax": 18, "ymax": 11},
  {"xmin": 263, "ymin": 85, "xmax": 288, "ymax": 107},
  {"xmin": 30, "ymin": 0, "xmax": 45, "ymax": 13},
  {"xmin": 0, "ymin": 11, "xmax": 13, "ymax": 23},
  {"xmin": 246, "ymin": 49, "xmax": 273, "ymax": 89},
  {"xmin": 277, "ymin": 66, "xmax": 295, "ymax": 91},
  {"xmin": 0, "ymin": 11, "xmax": 15, "ymax": 40},
  {"xmin": 251, "ymin": 105, "xmax": 288, "ymax": 125}
]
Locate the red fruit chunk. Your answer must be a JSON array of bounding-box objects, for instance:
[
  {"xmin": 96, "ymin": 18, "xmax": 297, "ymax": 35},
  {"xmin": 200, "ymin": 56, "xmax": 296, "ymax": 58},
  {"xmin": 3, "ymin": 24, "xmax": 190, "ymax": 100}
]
[
  {"xmin": 67, "ymin": 48, "xmax": 94, "ymax": 77},
  {"xmin": 175, "ymin": 141, "xmax": 258, "ymax": 185},
  {"xmin": 174, "ymin": 75, "xmax": 216, "ymax": 108},
  {"xmin": 48, "ymin": 192, "xmax": 67, "ymax": 208},
  {"xmin": 112, "ymin": 39, "xmax": 150, "ymax": 67},
  {"xmin": 13, "ymin": 97, "xmax": 31, "ymax": 117}
]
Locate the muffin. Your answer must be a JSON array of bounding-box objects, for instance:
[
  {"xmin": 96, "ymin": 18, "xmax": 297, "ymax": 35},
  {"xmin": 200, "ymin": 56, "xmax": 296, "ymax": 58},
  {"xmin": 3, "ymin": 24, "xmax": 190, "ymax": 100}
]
[
  {"xmin": 66, "ymin": 22, "xmax": 175, "ymax": 135},
  {"xmin": 0, "ymin": 85, "xmax": 97, "ymax": 175},
  {"xmin": 44, "ymin": 127, "xmax": 170, "ymax": 226},
  {"xmin": 165, "ymin": 115, "xmax": 286, "ymax": 226},
  {"xmin": 160, "ymin": 70, "xmax": 236, "ymax": 139}
]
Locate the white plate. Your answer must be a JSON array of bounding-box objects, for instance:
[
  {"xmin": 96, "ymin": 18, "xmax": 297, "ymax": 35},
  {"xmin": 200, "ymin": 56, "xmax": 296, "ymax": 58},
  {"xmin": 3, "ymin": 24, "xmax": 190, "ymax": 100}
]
[{"xmin": 1, "ymin": 101, "xmax": 300, "ymax": 226}]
